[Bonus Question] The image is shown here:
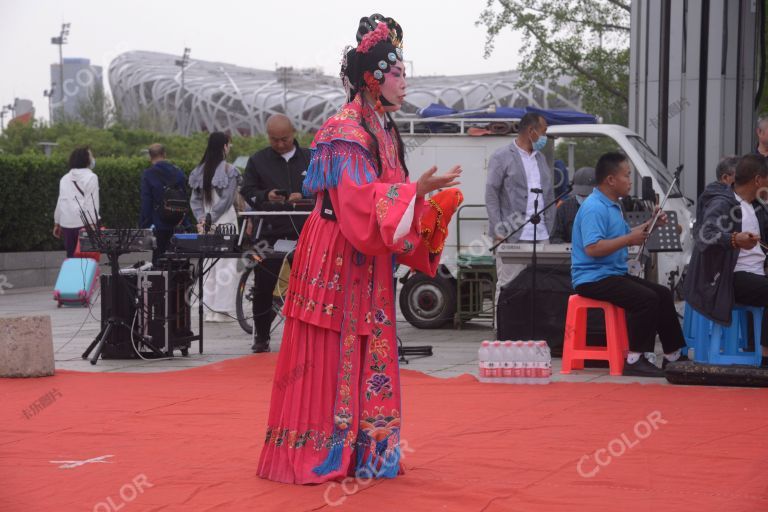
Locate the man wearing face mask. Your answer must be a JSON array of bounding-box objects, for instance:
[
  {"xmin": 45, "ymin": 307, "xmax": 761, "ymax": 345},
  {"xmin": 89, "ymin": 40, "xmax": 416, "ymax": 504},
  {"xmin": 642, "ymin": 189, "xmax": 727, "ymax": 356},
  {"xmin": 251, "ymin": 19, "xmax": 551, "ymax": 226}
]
[{"xmin": 486, "ymin": 112, "xmax": 555, "ymax": 293}]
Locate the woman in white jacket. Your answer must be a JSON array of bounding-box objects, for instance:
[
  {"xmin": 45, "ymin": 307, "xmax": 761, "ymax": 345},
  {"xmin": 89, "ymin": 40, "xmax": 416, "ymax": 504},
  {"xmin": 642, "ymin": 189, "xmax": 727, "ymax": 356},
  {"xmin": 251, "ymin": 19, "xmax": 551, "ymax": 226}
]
[{"xmin": 53, "ymin": 147, "xmax": 100, "ymax": 257}]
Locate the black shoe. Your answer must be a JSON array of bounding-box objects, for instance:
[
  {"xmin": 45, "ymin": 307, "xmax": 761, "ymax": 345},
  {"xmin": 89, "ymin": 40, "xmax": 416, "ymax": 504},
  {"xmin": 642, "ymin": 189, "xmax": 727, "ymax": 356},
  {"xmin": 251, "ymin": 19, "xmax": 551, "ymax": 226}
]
[
  {"xmin": 662, "ymin": 354, "xmax": 690, "ymax": 369},
  {"xmin": 251, "ymin": 336, "xmax": 270, "ymax": 353},
  {"xmin": 622, "ymin": 356, "xmax": 665, "ymax": 378}
]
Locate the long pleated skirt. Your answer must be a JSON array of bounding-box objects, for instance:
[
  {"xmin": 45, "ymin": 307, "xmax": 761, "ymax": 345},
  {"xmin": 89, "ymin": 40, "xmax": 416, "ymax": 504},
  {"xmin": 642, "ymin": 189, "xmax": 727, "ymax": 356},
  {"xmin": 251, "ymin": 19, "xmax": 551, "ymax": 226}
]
[{"xmin": 258, "ymin": 317, "xmax": 386, "ymax": 484}]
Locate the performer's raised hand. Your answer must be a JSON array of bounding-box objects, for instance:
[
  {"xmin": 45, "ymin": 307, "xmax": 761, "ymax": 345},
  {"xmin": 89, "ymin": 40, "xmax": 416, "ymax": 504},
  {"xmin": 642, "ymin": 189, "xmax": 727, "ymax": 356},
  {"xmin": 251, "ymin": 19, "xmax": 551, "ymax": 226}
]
[{"xmin": 416, "ymin": 165, "xmax": 462, "ymax": 197}]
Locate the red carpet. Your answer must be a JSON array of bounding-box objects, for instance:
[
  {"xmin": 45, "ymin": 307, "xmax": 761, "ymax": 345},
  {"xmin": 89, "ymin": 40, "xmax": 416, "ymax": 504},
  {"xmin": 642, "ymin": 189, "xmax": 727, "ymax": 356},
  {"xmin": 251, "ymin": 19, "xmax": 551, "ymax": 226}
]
[{"xmin": 1, "ymin": 355, "xmax": 767, "ymax": 511}]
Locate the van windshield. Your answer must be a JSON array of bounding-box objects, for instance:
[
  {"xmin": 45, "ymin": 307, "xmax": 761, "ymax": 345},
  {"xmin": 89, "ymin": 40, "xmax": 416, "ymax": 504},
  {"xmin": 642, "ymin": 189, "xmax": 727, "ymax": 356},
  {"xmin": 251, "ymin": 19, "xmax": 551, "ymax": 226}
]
[{"xmin": 627, "ymin": 136, "xmax": 674, "ymax": 190}]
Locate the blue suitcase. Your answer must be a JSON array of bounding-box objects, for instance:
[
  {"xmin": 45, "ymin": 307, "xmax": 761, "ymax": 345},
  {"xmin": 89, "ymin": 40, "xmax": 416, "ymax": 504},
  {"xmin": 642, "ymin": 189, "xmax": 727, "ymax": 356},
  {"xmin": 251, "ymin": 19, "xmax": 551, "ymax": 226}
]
[{"xmin": 53, "ymin": 258, "xmax": 100, "ymax": 307}]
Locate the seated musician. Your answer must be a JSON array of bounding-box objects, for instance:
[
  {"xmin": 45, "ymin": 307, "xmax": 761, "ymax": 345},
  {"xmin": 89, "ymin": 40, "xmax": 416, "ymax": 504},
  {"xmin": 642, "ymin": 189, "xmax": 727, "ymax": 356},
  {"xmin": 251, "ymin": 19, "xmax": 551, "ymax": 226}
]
[
  {"xmin": 550, "ymin": 167, "xmax": 595, "ymax": 243},
  {"xmin": 240, "ymin": 114, "xmax": 311, "ymax": 353},
  {"xmin": 684, "ymin": 154, "xmax": 768, "ymax": 367},
  {"xmin": 571, "ymin": 152, "xmax": 686, "ymax": 377}
]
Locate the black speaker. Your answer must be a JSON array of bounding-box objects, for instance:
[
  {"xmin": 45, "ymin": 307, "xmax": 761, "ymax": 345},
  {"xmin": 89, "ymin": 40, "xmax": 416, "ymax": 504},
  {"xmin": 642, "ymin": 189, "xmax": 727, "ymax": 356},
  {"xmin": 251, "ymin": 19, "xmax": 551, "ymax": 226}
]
[
  {"xmin": 496, "ymin": 265, "xmax": 606, "ymax": 357},
  {"xmin": 99, "ymin": 266, "xmax": 194, "ymax": 359},
  {"xmin": 137, "ymin": 268, "xmax": 193, "ymax": 353},
  {"xmin": 99, "ymin": 273, "xmax": 141, "ymax": 359}
]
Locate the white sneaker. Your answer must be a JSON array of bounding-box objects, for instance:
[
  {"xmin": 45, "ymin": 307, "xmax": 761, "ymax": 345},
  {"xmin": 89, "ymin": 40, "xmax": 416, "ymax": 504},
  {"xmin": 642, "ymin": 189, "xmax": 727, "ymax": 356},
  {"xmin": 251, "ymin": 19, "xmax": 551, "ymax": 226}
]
[{"xmin": 205, "ymin": 312, "xmax": 233, "ymax": 323}]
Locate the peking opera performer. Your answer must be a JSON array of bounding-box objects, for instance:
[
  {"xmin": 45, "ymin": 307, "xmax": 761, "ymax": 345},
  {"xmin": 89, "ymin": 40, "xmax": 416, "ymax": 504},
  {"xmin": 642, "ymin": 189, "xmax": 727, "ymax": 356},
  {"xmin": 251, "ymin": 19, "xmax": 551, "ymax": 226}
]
[{"xmin": 257, "ymin": 14, "xmax": 464, "ymax": 484}]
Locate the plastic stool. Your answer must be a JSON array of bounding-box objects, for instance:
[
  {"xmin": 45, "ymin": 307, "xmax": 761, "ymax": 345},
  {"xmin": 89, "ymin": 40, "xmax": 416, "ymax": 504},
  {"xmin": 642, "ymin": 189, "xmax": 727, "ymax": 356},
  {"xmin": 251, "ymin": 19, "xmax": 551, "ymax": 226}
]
[
  {"xmin": 684, "ymin": 305, "xmax": 763, "ymax": 366},
  {"xmin": 561, "ymin": 295, "xmax": 629, "ymax": 376},
  {"xmin": 682, "ymin": 302, "xmax": 710, "ymax": 360}
]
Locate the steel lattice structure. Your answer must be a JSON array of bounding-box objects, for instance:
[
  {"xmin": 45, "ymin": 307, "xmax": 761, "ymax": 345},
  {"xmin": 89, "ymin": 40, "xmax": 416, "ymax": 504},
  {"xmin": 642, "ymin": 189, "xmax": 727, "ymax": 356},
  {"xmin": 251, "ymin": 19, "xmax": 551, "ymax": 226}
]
[{"xmin": 109, "ymin": 51, "xmax": 581, "ymax": 135}]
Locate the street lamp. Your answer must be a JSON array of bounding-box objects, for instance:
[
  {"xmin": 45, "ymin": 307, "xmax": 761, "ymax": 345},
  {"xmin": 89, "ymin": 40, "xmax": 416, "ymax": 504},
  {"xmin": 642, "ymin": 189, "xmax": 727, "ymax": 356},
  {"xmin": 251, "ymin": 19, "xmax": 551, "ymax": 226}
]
[
  {"xmin": 50, "ymin": 22, "xmax": 71, "ymax": 123},
  {"xmin": 276, "ymin": 65, "xmax": 292, "ymax": 114},
  {"xmin": 0, "ymin": 105, "xmax": 10, "ymax": 133},
  {"xmin": 175, "ymin": 47, "xmax": 191, "ymax": 134},
  {"xmin": 43, "ymin": 87, "xmax": 55, "ymax": 124}
]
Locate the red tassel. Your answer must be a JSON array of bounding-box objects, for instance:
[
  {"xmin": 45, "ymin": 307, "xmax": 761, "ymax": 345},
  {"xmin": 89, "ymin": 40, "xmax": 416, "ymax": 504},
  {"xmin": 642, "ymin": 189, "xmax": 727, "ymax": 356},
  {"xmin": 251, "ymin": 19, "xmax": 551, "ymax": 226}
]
[{"xmin": 363, "ymin": 71, "xmax": 385, "ymax": 113}]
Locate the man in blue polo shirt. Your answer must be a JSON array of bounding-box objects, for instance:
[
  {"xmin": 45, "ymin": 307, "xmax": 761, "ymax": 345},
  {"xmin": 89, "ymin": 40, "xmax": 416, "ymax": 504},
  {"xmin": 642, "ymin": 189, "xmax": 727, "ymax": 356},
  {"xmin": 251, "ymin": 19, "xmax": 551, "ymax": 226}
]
[{"xmin": 571, "ymin": 152, "xmax": 686, "ymax": 377}]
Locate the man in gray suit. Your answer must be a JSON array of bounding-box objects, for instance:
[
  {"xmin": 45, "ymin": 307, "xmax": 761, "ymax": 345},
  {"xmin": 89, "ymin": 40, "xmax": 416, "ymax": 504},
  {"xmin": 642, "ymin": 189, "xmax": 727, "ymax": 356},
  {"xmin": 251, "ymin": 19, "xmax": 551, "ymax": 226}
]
[{"xmin": 485, "ymin": 112, "xmax": 555, "ymax": 295}]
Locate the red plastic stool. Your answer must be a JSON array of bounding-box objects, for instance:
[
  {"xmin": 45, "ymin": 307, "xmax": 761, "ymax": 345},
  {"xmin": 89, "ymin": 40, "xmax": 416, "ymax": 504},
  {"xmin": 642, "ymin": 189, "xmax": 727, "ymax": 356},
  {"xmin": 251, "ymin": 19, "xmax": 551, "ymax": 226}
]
[{"xmin": 561, "ymin": 295, "xmax": 629, "ymax": 376}]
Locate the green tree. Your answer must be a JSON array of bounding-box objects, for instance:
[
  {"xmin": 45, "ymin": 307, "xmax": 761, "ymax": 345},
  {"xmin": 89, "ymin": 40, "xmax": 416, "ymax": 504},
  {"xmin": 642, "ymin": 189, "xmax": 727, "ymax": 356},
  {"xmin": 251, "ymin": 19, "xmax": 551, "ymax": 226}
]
[
  {"xmin": 75, "ymin": 82, "xmax": 115, "ymax": 129},
  {"xmin": 0, "ymin": 119, "xmax": 315, "ymax": 164},
  {"xmin": 478, "ymin": 0, "xmax": 630, "ymax": 124}
]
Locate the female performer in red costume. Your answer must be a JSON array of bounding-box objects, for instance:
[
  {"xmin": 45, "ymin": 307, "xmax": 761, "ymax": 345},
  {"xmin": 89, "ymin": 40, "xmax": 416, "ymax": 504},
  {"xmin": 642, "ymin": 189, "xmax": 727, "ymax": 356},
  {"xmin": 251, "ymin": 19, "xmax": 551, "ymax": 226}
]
[{"xmin": 257, "ymin": 14, "xmax": 463, "ymax": 484}]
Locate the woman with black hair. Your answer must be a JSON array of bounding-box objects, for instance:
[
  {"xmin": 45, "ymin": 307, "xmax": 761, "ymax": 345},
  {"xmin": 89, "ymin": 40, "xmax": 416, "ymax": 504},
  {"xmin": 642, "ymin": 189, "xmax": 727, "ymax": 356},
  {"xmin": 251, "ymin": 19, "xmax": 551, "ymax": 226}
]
[
  {"xmin": 189, "ymin": 131, "xmax": 242, "ymax": 322},
  {"xmin": 53, "ymin": 146, "xmax": 100, "ymax": 257},
  {"xmin": 257, "ymin": 14, "xmax": 462, "ymax": 484}
]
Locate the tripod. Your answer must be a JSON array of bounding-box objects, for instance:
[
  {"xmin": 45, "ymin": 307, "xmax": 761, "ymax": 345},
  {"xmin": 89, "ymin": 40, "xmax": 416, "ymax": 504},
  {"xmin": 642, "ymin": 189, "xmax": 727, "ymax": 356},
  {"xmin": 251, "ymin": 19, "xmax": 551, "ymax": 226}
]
[
  {"xmin": 490, "ymin": 185, "xmax": 572, "ymax": 339},
  {"xmin": 79, "ymin": 227, "xmax": 164, "ymax": 364},
  {"xmin": 81, "ymin": 247, "xmax": 165, "ymax": 364}
]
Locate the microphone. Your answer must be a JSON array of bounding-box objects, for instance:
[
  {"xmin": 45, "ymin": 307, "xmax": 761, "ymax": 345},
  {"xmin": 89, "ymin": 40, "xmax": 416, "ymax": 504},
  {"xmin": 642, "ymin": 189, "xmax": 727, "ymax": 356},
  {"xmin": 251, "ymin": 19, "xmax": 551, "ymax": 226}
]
[
  {"xmin": 204, "ymin": 213, "xmax": 212, "ymax": 234},
  {"xmin": 530, "ymin": 188, "xmax": 544, "ymax": 194}
]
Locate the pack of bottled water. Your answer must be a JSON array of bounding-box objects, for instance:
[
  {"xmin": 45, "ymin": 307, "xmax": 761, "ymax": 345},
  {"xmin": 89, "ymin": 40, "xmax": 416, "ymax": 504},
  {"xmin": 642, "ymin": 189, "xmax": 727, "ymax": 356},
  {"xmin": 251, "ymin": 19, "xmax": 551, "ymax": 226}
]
[{"xmin": 477, "ymin": 340, "xmax": 552, "ymax": 384}]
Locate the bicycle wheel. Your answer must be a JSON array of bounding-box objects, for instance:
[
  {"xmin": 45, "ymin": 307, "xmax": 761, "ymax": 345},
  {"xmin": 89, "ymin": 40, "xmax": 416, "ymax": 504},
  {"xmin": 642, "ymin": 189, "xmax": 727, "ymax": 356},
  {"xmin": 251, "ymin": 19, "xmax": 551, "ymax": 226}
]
[{"xmin": 236, "ymin": 266, "xmax": 255, "ymax": 335}]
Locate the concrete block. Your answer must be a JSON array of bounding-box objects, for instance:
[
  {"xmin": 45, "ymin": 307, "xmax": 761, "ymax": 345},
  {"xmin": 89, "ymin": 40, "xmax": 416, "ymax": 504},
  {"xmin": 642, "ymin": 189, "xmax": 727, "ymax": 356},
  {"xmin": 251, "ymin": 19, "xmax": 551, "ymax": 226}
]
[
  {"xmin": 44, "ymin": 251, "xmax": 67, "ymax": 268},
  {"xmin": 2, "ymin": 252, "xmax": 45, "ymax": 271},
  {"xmin": 3, "ymin": 269, "xmax": 46, "ymax": 289},
  {"xmin": 0, "ymin": 315, "xmax": 55, "ymax": 377},
  {"xmin": 45, "ymin": 267, "xmax": 61, "ymax": 287}
]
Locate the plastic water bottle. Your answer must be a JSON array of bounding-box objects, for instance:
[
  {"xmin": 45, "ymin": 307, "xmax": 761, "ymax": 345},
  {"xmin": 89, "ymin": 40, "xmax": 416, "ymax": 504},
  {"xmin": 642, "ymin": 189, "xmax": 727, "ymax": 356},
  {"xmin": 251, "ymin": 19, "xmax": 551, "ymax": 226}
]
[
  {"xmin": 512, "ymin": 341, "xmax": 524, "ymax": 384},
  {"xmin": 536, "ymin": 340, "xmax": 552, "ymax": 384},
  {"xmin": 490, "ymin": 341, "xmax": 503, "ymax": 380},
  {"xmin": 501, "ymin": 341, "xmax": 514, "ymax": 384},
  {"xmin": 478, "ymin": 341, "xmax": 491, "ymax": 383},
  {"xmin": 523, "ymin": 341, "xmax": 537, "ymax": 384}
]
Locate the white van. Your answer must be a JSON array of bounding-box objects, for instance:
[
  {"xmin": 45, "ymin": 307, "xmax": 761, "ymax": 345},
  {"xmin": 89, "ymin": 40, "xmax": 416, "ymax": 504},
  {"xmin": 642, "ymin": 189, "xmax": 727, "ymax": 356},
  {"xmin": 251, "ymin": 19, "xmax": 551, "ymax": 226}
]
[{"xmin": 397, "ymin": 118, "xmax": 694, "ymax": 329}]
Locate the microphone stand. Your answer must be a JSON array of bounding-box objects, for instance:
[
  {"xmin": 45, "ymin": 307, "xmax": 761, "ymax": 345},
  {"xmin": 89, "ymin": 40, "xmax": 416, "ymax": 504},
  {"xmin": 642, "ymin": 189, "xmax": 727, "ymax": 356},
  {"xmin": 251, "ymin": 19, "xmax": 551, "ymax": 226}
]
[
  {"xmin": 531, "ymin": 189, "xmax": 540, "ymax": 338},
  {"xmin": 490, "ymin": 184, "xmax": 573, "ymax": 340}
]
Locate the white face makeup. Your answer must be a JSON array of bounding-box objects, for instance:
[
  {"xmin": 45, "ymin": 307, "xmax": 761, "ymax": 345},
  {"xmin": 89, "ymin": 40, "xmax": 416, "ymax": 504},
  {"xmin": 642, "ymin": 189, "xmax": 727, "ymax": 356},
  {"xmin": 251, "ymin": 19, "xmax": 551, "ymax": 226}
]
[{"xmin": 379, "ymin": 62, "xmax": 407, "ymax": 112}]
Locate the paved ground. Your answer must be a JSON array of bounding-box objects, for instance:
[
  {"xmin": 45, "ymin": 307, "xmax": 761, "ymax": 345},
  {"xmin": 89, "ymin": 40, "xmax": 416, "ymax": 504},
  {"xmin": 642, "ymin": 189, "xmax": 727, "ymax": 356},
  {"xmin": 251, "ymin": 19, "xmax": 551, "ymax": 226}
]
[{"xmin": 0, "ymin": 285, "xmax": 671, "ymax": 384}]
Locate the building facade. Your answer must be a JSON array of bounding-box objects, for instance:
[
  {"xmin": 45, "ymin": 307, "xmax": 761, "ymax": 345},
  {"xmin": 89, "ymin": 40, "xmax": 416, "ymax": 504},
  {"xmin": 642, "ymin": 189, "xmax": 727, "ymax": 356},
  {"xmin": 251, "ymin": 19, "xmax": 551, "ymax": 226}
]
[
  {"xmin": 50, "ymin": 58, "xmax": 104, "ymax": 123},
  {"xmin": 629, "ymin": 0, "xmax": 764, "ymax": 199}
]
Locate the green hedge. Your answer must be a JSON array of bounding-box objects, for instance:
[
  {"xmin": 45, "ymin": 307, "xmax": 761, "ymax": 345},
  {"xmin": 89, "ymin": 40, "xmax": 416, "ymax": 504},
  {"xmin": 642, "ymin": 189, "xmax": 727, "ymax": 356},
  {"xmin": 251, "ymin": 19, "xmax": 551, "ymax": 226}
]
[{"xmin": 0, "ymin": 155, "xmax": 198, "ymax": 252}]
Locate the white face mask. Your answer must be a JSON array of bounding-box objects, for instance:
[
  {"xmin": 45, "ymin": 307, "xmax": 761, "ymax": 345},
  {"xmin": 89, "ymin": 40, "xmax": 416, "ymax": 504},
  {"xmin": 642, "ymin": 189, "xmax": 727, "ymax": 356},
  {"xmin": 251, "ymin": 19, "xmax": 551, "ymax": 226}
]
[{"xmin": 88, "ymin": 157, "xmax": 96, "ymax": 170}]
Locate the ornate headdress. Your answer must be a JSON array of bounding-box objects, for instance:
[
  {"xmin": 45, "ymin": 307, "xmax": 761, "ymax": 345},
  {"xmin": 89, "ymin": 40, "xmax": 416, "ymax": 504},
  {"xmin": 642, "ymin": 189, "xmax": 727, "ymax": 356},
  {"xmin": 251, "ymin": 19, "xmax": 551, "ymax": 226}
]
[{"xmin": 340, "ymin": 14, "xmax": 404, "ymax": 112}]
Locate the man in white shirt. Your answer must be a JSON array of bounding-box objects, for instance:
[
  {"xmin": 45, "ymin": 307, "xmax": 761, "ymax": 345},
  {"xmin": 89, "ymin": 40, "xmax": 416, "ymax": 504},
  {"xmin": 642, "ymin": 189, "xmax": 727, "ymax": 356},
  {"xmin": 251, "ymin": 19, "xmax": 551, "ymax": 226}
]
[
  {"xmin": 684, "ymin": 154, "xmax": 768, "ymax": 367},
  {"xmin": 53, "ymin": 147, "xmax": 100, "ymax": 257},
  {"xmin": 486, "ymin": 112, "xmax": 555, "ymax": 295}
]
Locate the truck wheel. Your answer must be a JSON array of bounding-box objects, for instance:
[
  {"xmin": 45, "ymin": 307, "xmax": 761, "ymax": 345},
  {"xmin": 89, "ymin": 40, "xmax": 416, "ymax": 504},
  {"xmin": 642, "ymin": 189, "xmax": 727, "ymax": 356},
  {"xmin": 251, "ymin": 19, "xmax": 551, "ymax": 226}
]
[{"xmin": 399, "ymin": 272, "xmax": 456, "ymax": 329}]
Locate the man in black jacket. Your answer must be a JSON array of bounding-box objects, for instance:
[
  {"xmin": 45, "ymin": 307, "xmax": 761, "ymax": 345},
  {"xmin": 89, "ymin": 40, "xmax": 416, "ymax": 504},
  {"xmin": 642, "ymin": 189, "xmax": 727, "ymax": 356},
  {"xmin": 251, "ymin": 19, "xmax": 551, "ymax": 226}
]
[
  {"xmin": 684, "ymin": 154, "xmax": 768, "ymax": 366},
  {"xmin": 240, "ymin": 114, "xmax": 311, "ymax": 352}
]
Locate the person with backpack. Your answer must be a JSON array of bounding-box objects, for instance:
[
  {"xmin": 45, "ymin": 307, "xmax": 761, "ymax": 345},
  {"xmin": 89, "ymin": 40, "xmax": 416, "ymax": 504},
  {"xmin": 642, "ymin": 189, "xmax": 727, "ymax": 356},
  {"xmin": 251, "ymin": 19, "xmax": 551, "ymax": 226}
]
[
  {"xmin": 53, "ymin": 146, "xmax": 100, "ymax": 258},
  {"xmin": 139, "ymin": 143, "xmax": 190, "ymax": 264}
]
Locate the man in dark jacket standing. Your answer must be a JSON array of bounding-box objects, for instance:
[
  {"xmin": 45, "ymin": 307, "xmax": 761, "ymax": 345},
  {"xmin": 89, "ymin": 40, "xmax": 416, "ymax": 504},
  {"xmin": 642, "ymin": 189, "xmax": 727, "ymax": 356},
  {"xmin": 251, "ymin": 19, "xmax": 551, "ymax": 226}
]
[
  {"xmin": 240, "ymin": 114, "xmax": 311, "ymax": 353},
  {"xmin": 684, "ymin": 154, "xmax": 768, "ymax": 366},
  {"xmin": 140, "ymin": 144, "xmax": 189, "ymax": 264}
]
